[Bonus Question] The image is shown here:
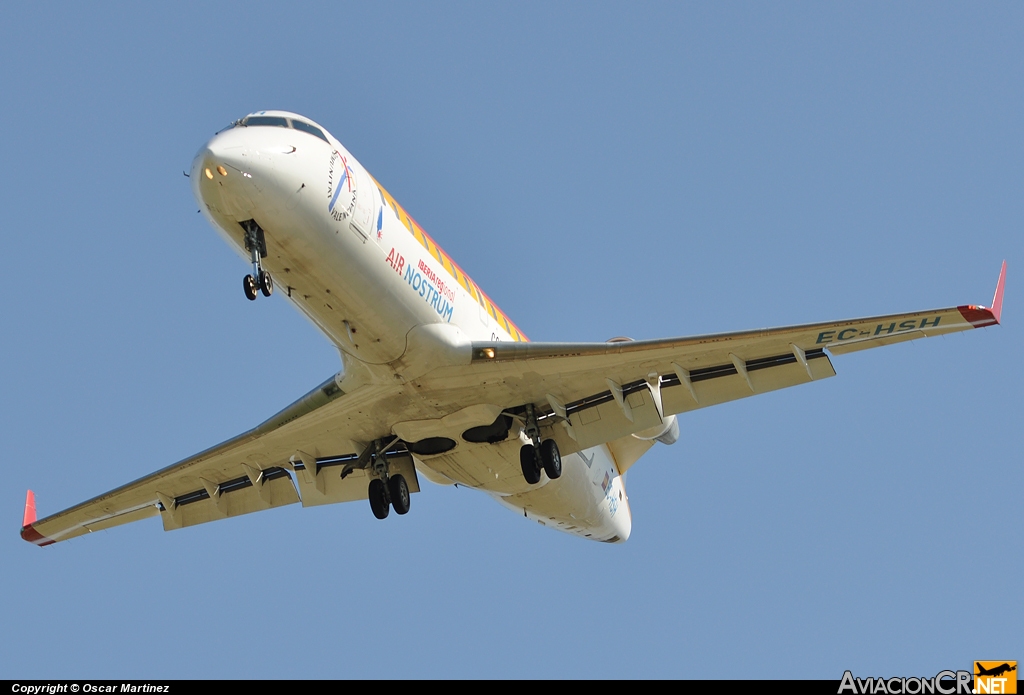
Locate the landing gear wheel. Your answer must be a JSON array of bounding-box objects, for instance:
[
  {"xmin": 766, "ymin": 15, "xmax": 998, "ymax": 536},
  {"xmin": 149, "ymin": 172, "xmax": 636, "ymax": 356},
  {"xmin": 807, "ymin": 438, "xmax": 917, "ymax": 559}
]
[
  {"xmin": 389, "ymin": 474, "xmax": 410, "ymax": 515},
  {"xmin": 259, "ymin": 270, "xmax": 273, "ymax": 297},
  {"xmin": 368, "ymin": 478, "xmax": 389, "ymax": 519},
  {"xmin": 243, "ymin": 274, "xmax": 258, "ymax": 301},
  {"xmin": 540, "ymin": 439, "xmax": 562, "ymax": 480},
  {"xmin": 520, "ymin": 444, "xmax": 541, "ymax": 485}
]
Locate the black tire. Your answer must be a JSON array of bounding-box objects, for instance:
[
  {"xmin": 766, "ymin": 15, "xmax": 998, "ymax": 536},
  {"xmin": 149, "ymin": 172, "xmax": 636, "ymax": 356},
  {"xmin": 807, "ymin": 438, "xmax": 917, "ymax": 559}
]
[
  {"xmin": 520, "ymin": 444, "xmax": 541, "ymax": 484},
  {"xmin": 541, "ymin": 439, "xmax": 562, "ymax": 479},
  {"xmin": 259, "ymin": 270, "xmax": 273, "ymax": 297},
  {"xmin": 389, "ymin": 474, "xmax": 410, "ymax": 515},
  {"xmin": 368, "ymin": 478, "xmax": 389, "ymax": 519},
  {"xmin": 243, "ymin": 274, "xmax": 258, "ymax": 301}
]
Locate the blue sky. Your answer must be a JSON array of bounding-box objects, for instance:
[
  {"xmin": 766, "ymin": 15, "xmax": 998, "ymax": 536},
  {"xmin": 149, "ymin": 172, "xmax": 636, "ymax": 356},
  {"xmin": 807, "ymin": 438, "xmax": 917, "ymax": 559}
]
[{"xmin": 1, "ymin": 2, "xmax": 1020, "ymax": 679}]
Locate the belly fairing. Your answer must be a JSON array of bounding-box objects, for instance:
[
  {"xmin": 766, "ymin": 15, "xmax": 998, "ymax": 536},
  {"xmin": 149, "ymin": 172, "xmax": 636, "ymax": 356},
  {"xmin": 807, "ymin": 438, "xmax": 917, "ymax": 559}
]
[
  {"xmin": 412, "ymin": 436, "xmax": 632, "ymax": 543},
  {"xmin": 497, "ymin": 445, "xmax": 632, "ymax": 543}
]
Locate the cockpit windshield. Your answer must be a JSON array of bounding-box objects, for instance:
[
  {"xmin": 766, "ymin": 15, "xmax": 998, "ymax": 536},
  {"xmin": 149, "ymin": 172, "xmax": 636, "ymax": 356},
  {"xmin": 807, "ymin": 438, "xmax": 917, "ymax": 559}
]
[
  {"xmin": 290, "ymin": 120, "xmax": 328, "ymax": 142},
  {"xmin": 237, "ymin": 115, "xmax": 330, "ymax": 143},
  {"xmin": 244, "ymin": 116, "xmax": 289, "ymax": 128}
]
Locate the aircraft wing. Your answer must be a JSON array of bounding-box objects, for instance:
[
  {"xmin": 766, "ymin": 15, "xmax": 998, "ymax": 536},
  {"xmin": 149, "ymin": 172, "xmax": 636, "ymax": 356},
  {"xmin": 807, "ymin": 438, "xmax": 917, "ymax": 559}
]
[
  {"xmin": 22, "ymin": 263, "xmax": 1004, "ymax": 545},
  {"xmin": 436, "ymin": 262, "xmax": 1006, "ymax": 453},
  {"xmin": 20, "ymin": 374, "xmax": 421, "ymax": 546}
]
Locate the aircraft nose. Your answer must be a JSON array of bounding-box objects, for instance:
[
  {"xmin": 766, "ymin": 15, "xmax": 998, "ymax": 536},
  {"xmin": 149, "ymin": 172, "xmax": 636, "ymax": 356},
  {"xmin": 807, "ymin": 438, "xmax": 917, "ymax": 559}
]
[
  {"xmin": 191, "ymin": 128, "xmax": 262, "ymax": 218},
  {"xmin": 192, "ymin": 127, "xmax": 250, "ymax": 180}
]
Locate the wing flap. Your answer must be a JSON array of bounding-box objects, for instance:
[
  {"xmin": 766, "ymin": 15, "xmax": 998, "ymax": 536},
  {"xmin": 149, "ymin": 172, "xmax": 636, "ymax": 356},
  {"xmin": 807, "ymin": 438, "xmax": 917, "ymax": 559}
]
[
  {"xmin": 161, "ymin": 470, "xmax": 300, "ymax": 531},
  {"xmin": 293, "ymin": 453, "xmax": 420, "ymax": 508},
  {"xmin": 663, "ymin": 349, "xmax": 836, "ymax": 415},
  {"xmin": 568, "ymin": 389, "xmax": 664, "ymax": 449},
  {"xmin": 563, "ymin": 349, "xmax": 836, "ymax": 450}
]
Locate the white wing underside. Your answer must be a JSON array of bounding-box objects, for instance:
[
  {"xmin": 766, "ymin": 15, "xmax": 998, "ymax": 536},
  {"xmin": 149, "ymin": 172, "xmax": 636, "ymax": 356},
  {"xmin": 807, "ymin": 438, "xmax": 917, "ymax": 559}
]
[{"xmin": 22, "ymin": 291, "xmax": 1001, "ymax": 546}]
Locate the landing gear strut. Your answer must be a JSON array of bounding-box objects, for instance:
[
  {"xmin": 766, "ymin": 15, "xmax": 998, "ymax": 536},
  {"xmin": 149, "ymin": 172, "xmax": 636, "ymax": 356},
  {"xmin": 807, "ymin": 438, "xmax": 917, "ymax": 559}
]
[
  {"xmin": 357, "ymin": 438, "xmax": 411, "ymax": 520},
  {"xmin": 241, "ymin": 220, "xmax": 272, "ymax": 300},
  {"xmin": 519, "ymin": 403, "xmax": 562, "ymax": 484}
]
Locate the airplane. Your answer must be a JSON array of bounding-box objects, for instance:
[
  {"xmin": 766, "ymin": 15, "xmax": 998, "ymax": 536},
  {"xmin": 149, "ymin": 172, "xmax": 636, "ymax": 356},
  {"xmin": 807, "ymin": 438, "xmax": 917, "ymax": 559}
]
[
  {"xmin": 976, "ymin": 663, "xmax": 1016, "ymax": 678},
  {"xmin": 19, "ymin": 110, "xmax": 1006, "ymax": 547}
]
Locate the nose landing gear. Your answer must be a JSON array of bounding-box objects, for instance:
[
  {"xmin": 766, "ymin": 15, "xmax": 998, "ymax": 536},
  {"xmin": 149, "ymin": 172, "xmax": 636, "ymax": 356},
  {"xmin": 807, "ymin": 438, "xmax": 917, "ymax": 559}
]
[
  {"xmin": 519, "ymin": 403, "xmax": 562, "ymax": 484},
  {"xmin": 241, "ymin": 220, "xmax": 273, "ymax": 301},
  {"xmin": 243, "ymin": 271, "xmax": 273, "ymax": 301}
]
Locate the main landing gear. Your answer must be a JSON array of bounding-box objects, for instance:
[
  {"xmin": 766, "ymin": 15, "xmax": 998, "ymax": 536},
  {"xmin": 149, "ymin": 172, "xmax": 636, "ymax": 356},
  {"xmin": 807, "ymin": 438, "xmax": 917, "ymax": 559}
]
[
  {"xmin": 368, "ymin": 475, "xmax": 410, "ymax": 520},
  {"xmin": 519, "ymin": 403, "xmax": 561, "ymax": 485},
  {"xmin": 241, "ymin": 220, "xmax": 273, "ymax": 301},
  {"xmin": 359, "ymin": 439, "xmax": 411, "ymax": 520}
]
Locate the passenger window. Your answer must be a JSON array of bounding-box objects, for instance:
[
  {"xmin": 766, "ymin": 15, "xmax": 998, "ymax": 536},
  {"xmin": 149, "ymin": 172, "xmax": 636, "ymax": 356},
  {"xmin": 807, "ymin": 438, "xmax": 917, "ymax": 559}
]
[
  {"xmin": 291, "ymin": 120, "xmax": 329, "ymax": 142},
  {"xmin": 244, "ymin": 116, "xmax": 289, "ymax": 128}
]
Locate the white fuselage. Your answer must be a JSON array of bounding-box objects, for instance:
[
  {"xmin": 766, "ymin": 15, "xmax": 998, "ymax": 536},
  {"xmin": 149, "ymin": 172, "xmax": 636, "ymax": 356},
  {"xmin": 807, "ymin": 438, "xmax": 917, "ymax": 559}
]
[{"xmin": 190, "ymin": 111, "xmax": 632, "ymax": 543}]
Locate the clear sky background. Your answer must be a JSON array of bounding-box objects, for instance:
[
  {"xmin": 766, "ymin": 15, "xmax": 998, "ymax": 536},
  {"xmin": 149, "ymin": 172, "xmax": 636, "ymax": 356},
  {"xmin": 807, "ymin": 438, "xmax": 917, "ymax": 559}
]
[{"xmin": 1, "ymin": 2, "xmax": 1020, "ymax": 679}]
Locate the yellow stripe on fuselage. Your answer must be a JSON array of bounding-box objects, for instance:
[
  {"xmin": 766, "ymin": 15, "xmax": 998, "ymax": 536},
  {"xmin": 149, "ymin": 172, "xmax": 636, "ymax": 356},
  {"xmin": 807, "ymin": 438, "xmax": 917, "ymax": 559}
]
[{"xmin": 371, "ymin": 176, "xmax": 527, "ymax": 342}]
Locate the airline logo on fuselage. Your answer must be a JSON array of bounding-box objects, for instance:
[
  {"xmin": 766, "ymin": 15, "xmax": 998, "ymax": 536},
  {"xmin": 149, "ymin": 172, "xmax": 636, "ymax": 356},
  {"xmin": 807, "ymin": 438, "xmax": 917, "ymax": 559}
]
[
  {"xmin": 327, "ymin": 151, "xmax": 356, "ymax": 222},
  {"xmin": 385, "ymin": 247, "xmax": 455, "ymax": 322},
  {"xmin": 596, "ymin": 470, "xmax": 620, "ymax": 518}
]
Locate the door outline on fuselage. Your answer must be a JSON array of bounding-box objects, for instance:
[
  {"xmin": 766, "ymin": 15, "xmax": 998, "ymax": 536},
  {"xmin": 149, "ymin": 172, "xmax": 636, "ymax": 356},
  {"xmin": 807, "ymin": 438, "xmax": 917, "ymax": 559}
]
[{"xmin": 349, "ymin": 163, "xmax": 375, "ymax": 240}]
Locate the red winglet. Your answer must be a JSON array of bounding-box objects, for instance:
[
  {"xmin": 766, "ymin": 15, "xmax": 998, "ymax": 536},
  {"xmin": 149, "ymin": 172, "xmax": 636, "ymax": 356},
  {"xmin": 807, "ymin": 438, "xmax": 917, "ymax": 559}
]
[
  {"xmin": 990, "ymin": 260, "xmax": 1006, "ymax": 324},
  {"xmin": 20, "ymin": 490, "xmax": 53, "ymax": 546},
  {"xmin": 22, "ymin": 490, "xmax": 36, "ymax": 528},
  {"xmin": 958, "ymin": 261, "xmax": 1006, "ymax": 328}
]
